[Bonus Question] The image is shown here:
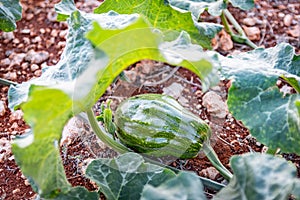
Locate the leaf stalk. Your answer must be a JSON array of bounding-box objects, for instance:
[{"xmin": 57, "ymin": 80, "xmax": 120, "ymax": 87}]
[
  {"xmin": 221, "ymin": 9, "xmax": 258, "ymax": 49},
  {"xmin": 202, "ymin": 142, "xmax": 233, "ymax": 181},
  {"xmin": 0, "ymin": 78, "xmax": 17, "ymax": 86}
]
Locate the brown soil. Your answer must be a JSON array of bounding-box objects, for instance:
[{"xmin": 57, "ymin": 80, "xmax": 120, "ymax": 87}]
[{"xmin": 0, "ymin": 0, "xmax": 299, "ymax": 199}]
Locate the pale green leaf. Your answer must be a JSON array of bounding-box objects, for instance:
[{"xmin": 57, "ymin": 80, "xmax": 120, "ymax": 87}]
[
  {"xmin": 8, "ymin": 10, "xmax": 95, "ymax": 110},
  {"xmin": 85, "ymin": 153, "xmax": 176, "ymax": 200},
  {"xmin": 221, "ymin": 43, "xmax": 300, "ymax": 153},
  {"xmin": 215, "ymin": 153, "xmax": 298, "ymax": 200},
  {"xmin": 55, "ymin": 0, "xmax": 77, "ymax": 21},
  {"xmin": 12, "ymin": 87, "xmax": 73, "ymax": 198},
  {"xmin": 87, "ymin": 17, "xmax": 219, "ymax": 92},
  {"xmin": 141, "ymin": 171, "xmax": 206, "ymax": 200},
  {"xmin": 0, "ymin": 0, "xmax": 22, "ymax": 31},
  {"xmin": 94, "ymin": 0, "xmax": 213, "ymax": 48},
  {"xmin": 169, "ymin": 0, "xmax": 226, "ymax": 17}
]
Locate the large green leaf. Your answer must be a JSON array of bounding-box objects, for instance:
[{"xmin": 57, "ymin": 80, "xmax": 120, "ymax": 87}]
[
  {"xmin": 169, "ymin": 0, "xmax": 254, "ymax": 18},
  {"xmin": 0, "ymin": 0, "xmax": 22, "ymax": 31},
  {"xmin": 12, "ymin": 87, "xmax": 73, "ymax": 198},
  {"xmin": 221, "ymin": 43, "xmax": 300, "ymax": 154},
  {"xmin": 94, "ymin": 0, "xmax": 216, "ymax": 49},
  {"xmin": 141, "ymin": 171, "xmax": 206, "ymax": 200},
  {"xmin": 55, "ymin": 187, "xmax": 98, "ymax": 200},
  {"xmin": 87, "ymin": 19, "xmax": 219, "ymax": 92},
  {"xmin": 215, "ymin": 153, "xmax": 298, "ymax": 200},
  {"xmin": 8, "ymin": 10, "xmax": 94, "ymax": 110},
  {"xmin": 85, "ymin": 153, "xmax": 176, "ymax": 200}
]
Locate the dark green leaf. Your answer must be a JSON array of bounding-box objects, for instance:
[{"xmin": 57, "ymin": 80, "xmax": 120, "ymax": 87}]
[
  {"xmin": 85, "ymin": 153, "xmax": 176, "ymax": 200},
  {"xmin": 55, "ymin": 187, "xmax": 98, "ymax": 200},
  {"xmin": 0, "ymin": 0, "xmax": 22, "ymax": 31},
  {"xmin": 215, "ymin": 153, "xmax": 298, "ymax": 200},
  {"xmin": 286, "ymin": 54, "xmax": 300, "ymax": 77},
  {"xmin": 195, "ymin": 22, "xmax": 223, "ymax": 40},
  {"xmin": 94, "ymin": 0, "xmax": 213, "ymax": 48},
  {"xmin": 292, "ymin": 180, "xmax": 300, "ymax": 199},
  {"xmin": 221, "ymin": 43, "xmax": 300, "ymax": 153},
  {"xmin": 229, "ymin": 0, "xmax": 254, "ymax": 11},
  {"xmin": 141, "ymin": 171, "xmax": 206, "ymax": 200}
]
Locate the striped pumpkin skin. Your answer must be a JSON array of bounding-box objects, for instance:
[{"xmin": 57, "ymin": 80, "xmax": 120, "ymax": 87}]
[{"xmin": 114, "ymin": 94, "xmax": 211, "ymax": 159}]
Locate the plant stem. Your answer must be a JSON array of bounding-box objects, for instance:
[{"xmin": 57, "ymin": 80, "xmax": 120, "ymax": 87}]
[
  {"xmin": 202, "ymin": 143, "xmax": 233, "ymax": 181},
  {"xmin": 221, "ymin": 9, "xmax": 258, "ymax": 49},
  {"xmin": 0, "ymin": 78, "xmax": 17, "ymax": 86},
  {"xmin": 87, "ymin": 109, "xmax": 130, "ymax": 154}
]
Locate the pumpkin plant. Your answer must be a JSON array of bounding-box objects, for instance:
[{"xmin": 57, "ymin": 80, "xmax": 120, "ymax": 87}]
[{"xmin": 1, "ymin": 0, "xmax": 300, "ymax": 199}]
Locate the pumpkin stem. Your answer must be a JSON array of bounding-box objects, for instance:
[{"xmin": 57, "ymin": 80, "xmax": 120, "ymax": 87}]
[
  {"xmin": 87, "ymin": 108, "xmax": 131, "ymax": 154},
  {"xmin": 202, "ymin": 142, "xmax": 233, "ymax": 181}
]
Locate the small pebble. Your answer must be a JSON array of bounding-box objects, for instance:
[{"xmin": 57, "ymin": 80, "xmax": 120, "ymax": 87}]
[
  {"xmin": 59, "ymin": 30, "xmax": 68, "ymax": 39},
  {"xmin": 34, "ymin": 69, "xmax": 42, "ymax": 77},
  {"xmin": 12, "ymin": 188, "xmax": 20, "ymax": 194},
  {"xmin": 40, "ymin": 28, "xmax": 46, "ymax": 34},
  {"xmin": 1, "ymin": 32, "xmax": 15, "ymax": 40},
  {"xmin": 243, "ymin": 18, "xmax": 256, "ymax": 26},
  {"xmin": 284, "ymin": 14, "xmax": 293, "ymax": 26},
  {"xmin": 13, "ymin": 38, "xmax": 20, "ymax": 44},
  {"xmin": 21, "ymin": 29, "xmax": 31, "ymax": 34},
  {"xmin": 11, "ymin": 122, "xmax": 19, "ymax": 129},
  {"xmin": 243, "ymin": 26, "xmax": 261, "ymax": 41},
  {"xmin": 10, "ymin": 110, "xmax": 24, "ymax": 121},
  {"xmin": 202, "ymin": 91, "xmax": 228, "ymax": 118},
  {"xmin": 26, "ymin": 13, "xmax": 34, "ymax": 21},
  {"xmin": 30, "ymin": 64, "xmax": 39, "ymax": 72},
  {"xmin": 200, "ymin": 167, "xmax": 220, "ymax": 180},
  {"xmin": 278, "ymin": 12, "xmax": 285, "ymax": 18},
  {"xmin": 5, "ymin": 72, "xmax": 17, "ymax": 81},
  {"xmin": 0, "ymin": 58, "xmax": 11, "ymax": 66},
  {"xmin": 51, "ymin": 29, "xmax": 58, "ymax": 37},
  {"xmin": 21, "ymin": 62, "xmax": 29, "ymax": 70},
  {"xmin": 0, "ymin": 100, "xmax": 6, "ymax": 116},
  {"xmin": 32, "ymin": 36, "xmax": 42, "ymax": 43},
  {"xmin": 256, "ymin": 142, "xmax": 262, "ymax": 147},
  {"xmin": 25, "ymin": 50, "xmax": 49, "ymax": 64}
]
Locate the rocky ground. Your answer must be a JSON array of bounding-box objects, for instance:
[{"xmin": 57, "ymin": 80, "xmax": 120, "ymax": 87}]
[{"xmin": 0, "ymin": 0, "xmax": 299, "ymax": 199}]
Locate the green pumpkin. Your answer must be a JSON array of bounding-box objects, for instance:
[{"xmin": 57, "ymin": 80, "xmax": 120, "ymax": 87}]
[{"xmin": 114, "ymin": 94, "xmax": 211, "ymax": 159}]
